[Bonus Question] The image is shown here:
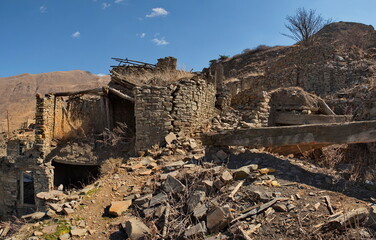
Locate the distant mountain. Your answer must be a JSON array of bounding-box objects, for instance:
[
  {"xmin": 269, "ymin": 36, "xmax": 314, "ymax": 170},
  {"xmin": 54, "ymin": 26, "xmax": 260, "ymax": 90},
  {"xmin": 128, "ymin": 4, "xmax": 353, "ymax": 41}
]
[{"xmin": 0, "ymin": 70, "xmax": 110, "ymax": 132}]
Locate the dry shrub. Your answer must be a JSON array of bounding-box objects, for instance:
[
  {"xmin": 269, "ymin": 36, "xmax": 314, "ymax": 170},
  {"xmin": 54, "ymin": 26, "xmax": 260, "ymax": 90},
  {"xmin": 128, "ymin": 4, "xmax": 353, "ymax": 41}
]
[
  {"xmin": 100, "ymin": 157, "xmax": 123, "ymax": 176},
  {"xmin": 242, "ymin": 45, "xmax": 272, "ymax": 54},
  {"xmin": 313, "ymin": 144, "xmax": 346, "ymax": 169}
]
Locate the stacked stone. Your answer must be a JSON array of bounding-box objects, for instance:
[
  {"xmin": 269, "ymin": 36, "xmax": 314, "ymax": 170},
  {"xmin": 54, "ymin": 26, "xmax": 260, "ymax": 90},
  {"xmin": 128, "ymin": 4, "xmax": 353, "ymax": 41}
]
[
  {"xmin": 35, "ymin": 95, "xmax": 55, "ymax": 159},
  {"xmin": 235, "ymin": 91, "xmax": 271, "ymax": 127},
  {"xmin": 135, "ymin": 86, "xmax": 173, "ymax": 153},
  {"xmin": 0, "ymin": 165, "xmax": 17, "ymax": 217},
  {"xmin": 134, "ymin": 78, "xmax": 216, "ymax": 153},
  {"xmin": 171, "ymin": 79, "xmax": 216, "ymax": 135},
  {"xmin": 0, "ymin": 133, "xmax": 6, "ymax": 157}
]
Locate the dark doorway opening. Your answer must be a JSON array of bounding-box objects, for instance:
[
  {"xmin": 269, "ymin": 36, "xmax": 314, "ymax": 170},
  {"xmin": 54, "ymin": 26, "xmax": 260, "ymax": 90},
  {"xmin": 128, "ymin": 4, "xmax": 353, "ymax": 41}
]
[
  {"xmin": 110, "ymin": 94, "xmax": 135, "ymax": 134},
  {"xmin": 52, "ymin": 161, "xmax": 100, "ymax": 189},
  {"xmin": 23, "ymin": 171, "xmax": 35, "ymax": 205}
]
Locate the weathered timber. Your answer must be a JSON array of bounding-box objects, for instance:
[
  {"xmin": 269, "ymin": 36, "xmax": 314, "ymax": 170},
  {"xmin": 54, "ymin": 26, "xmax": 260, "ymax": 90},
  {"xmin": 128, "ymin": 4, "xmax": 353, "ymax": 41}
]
[
  {"xmin": 274, "ymin": 113, "xmax": 352, "ymax": 125},
  {"xmin": 106, "ymin": 87, "xmax": 135, "ymax": 102},
  {"xmin": 202, "ymin": 121, "xmax": 376, "ymax": 151},
  {"xmin": 52, "ymin": 88, "xmax": 104, "ymax": 96},
  {"xmin": 318, "ymin": 99, "xmax": 335, "ymax": 115}
]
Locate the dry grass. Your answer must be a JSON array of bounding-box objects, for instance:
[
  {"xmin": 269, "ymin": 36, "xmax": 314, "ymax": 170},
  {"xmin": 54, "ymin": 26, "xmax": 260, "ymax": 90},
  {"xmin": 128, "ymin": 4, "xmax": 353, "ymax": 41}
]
[{"xmin": 113, "ymin": 68, "xmax": 195, "ymax": 86}]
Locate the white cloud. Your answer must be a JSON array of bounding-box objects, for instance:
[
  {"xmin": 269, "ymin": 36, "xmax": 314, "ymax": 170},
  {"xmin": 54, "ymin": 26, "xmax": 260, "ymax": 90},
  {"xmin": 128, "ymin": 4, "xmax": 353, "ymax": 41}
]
[
  {"xmin": 137, "ymin": 33, "xmax": 146, "ymax": 38},
  {"xmin": 39, "ymin": 5, "xmax": 47, "ymax": 13},
  {"xmin": 146, "ymin": 8, "xmax": 169, "ymax": 18},
  {"xmin": 152, "ymin": 38, "xmax": 169, "ymax": 46},
  {"xmin": 96, "ymin": 73, "xmax": 107, "ymax": 77},
  {"xmin": 115, "ymin": 0, "xmax": 124, "ymax": 3},
  {"xmin": 102, "ymin": 2, "xmax": 111, "ymax": 9},
  {"xmin": 72, "ymin": 31, "xmax": 81, "ymax": 39}
]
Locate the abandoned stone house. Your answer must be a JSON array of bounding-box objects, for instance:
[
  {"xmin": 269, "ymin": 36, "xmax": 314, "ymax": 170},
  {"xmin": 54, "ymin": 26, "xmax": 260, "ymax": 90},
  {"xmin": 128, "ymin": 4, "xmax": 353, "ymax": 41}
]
[{"xmin": 0, "ymin": 57, "xmax": 217, "ymax": 218}]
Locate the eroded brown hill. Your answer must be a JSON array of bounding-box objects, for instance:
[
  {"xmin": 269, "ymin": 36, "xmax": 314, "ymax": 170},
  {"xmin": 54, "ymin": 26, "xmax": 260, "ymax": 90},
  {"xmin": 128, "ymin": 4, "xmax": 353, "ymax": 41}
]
[{"xmin": 0, "ymin": 70, "xmax": 110, "ymax": 131}]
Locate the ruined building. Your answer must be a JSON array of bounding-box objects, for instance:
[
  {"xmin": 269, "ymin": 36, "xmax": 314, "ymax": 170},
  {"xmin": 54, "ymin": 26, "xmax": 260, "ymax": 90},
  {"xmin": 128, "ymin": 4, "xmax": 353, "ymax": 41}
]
[{"xmin": 0, "ymin": 57, "xmax": 217, "ymax": 218}]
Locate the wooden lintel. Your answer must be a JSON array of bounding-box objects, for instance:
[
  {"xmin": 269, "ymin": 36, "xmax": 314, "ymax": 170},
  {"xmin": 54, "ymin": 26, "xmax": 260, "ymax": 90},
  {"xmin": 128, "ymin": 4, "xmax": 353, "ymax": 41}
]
[
  {"xmin": 106, "ymin": 87, "xmax": 135, "ymax": 102},
  {"xmin": 202, "ymin": 121, "xmax": 376, "ymax": 152},
  {"xmin": 274, "ymin": 112, "xmax": 352, "ymax": 125},
  {"xmin": 52, "ymin": 88, "xmax": 104, "ymax": 97}
]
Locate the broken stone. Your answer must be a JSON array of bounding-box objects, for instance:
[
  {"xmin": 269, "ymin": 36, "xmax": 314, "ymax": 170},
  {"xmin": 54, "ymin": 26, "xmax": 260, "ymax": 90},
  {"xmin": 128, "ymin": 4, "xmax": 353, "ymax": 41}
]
[
  {"xmin": 185, "ymin": 222, "xmax": 207, "ymax": 237},
  {"xmin": 287, "ymin": 203, "xmax": 296, "ymax": 211},
  {"xmin": 193, "ymin": 203, "xmax": 208, "ymax": 219},
  {"xmin": 134, "ymin": 194, "xmax": 153, "ymax": 208},
  {"xmin": 216, "ymin": 150, "xmax": 228, "ymax": 161},
  {"xmin": 109, "ymin": 200, "xmax": 132, "ymax": 217},
  {"xmin": 42, "ymin": 225, "xmax": 57, "ymax": 234},
  {"xmin": 164, "ymin": 161, "xmax": 185, "ymax": 171},
  {"xmin": 149, "ymin": 193, "xmax": 168, "ymax": 207},
  {"xmin": 273, "ymin": 203, "xmax": 288, "ymax": 212},
  {"xmin": 46, "ymin": 209, "xmax": 57, "ymax": 218},
  {"xmin": 232, "ymin": 167, "xmax": 250, "ymax": 180},
  {"xmin": 220, "ymin": 171, "xmax": 233, "ymax": 184},
  {"xmin": 187, "ymin": 191, "xmax": 206, "ymax": 212},
  {"xmin": 155, "ymin": 205, "xmax": 166, "ymax": 218},
  {"xmin": 165, "ymin": 132, "xmax": 177, "ymax": 145},
  {"xmin": 207, "ymin": 206, "xmax": 233, "ymax": 233},
  {"xmin": 48, "ymin": 203, "xmax": 63, "ymax": 213},
  {"xmin": 160, "ymin": 170, "xmax": 179, "ymax": 180},
  {"xmin": 139, "ymin": 169, "xmax": 152, "ymax": 176},
  {"xmin": 59, "ymin": 233, "xmax": 70, "ymax": 240},
  {"xmin": 122, "ymin": 218, "xmax": 151, "ymax": 240},
  {"xmin": 71, "ymin": 228, "xmax": 87, "ymax": 237},
  {"xmin": 58, "ymin": 233, "xmax": 70, "ymax": 240},
  {"xmin": 36, "ymin": 191, "xmax": 67, "ymax": 201},
  {"xmin": 163, "ymin": 175, "xmax": 185, "ymax": 193},
  {"xmin": 63, "ymin": 207, "xmax": 74, "ymax": 215},
  {"xmin": 213, "ymin": 179, "xmax": 224, "ymax": 190},
  {"xmin": 33, "ymin": 231, "xmax": 43, "ymax": 236}
]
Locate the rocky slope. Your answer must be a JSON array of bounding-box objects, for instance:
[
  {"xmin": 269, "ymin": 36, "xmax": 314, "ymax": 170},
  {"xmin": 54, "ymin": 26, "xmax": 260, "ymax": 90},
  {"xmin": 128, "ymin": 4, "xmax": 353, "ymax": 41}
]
[
  {"xmin": 207, "ymin": 22, "xmax": 376, "ymax": 102},
  {"xmin": 0, "ymin": 71, "xmax": 110, "ymax": 131}
]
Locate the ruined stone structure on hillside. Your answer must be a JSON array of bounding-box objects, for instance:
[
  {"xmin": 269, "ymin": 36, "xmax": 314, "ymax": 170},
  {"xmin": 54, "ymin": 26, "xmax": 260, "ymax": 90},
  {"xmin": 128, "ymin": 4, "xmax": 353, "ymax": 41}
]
[{"xmin": 0, "ymin": 57, "xmax": 217, "ymax": 218}]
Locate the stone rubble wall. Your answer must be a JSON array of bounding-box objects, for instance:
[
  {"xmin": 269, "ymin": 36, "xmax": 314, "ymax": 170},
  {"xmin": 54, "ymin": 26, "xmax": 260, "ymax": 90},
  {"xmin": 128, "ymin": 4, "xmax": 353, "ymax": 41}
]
[
  {"xmin": 0, "ymin": 133, "xmax": 6, "ymax": 157},
  {"xmin": 231, "ymin": 90, "xmax": 271, "ymax": 127},
  {"xmin": 171, "ymin": 79, "xmax": 217, "ymax": 134},
  {"xmin": 135, "ymin": 79, "xmax": 216, "ymax": 152},
  {"xmin": 134, "ymin": 86, "xmax": 173, "ymax": 153}
]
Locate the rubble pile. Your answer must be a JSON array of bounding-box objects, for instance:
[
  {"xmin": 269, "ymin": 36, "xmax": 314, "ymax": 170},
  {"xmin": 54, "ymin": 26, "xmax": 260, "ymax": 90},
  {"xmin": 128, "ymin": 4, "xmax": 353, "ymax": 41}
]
[{"xmin": 114, "ymin": 152, "xmax": 376, "ymax": 239}]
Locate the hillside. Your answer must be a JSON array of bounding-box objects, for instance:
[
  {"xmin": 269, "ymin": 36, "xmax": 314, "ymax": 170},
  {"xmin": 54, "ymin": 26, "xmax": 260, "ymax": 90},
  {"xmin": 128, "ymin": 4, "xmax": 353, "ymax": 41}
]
[
  {"xmin": 0, "ymin": 70, "xmax": 110, "ymax": 132},
  {"xmin": 207, "ymin": 22, "xmax": 376, "ymax": 101}
]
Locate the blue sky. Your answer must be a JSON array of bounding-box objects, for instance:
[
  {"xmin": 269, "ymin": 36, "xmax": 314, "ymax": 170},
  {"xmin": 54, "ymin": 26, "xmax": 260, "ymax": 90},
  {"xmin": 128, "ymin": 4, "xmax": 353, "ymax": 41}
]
[{"xmin": 0, "ymin": 0, "xmax": 376, "ymax": 77}]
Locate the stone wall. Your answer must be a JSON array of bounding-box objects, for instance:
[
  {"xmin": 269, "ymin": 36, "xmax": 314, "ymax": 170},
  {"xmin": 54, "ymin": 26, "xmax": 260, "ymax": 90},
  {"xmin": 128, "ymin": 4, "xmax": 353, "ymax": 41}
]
[
  {"xmin": 231, "ymin": 90, "xmax": 271, "ymax": 127},
  {"xmin": 0, "ymin": 133, "xmax": 6, "ymax": 157},
  {"xmin": 135, "ymin": 78, "xmax": 216, "ymax": 152},
  {"xmin": 35, "ymin": 94, "xmax": 55, "ymax": 159}
]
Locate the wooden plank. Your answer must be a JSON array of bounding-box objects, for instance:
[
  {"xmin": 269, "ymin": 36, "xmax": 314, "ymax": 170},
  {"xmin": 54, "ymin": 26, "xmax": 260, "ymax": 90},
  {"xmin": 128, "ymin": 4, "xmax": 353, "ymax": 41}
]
[
  {"xmin": 274, "ymin": 113, "xmax": 352, "ymax": 125},
  {"xmin": 52, "ymin": 88, "xmax": 104, "ymax": 97},
  {"xmin": 202, "ymin": 121, "xmax": 376, "ymax": 150},
  {"xmin": 106, "ymin": 87, "xmax": 135, "ymax": 102}
]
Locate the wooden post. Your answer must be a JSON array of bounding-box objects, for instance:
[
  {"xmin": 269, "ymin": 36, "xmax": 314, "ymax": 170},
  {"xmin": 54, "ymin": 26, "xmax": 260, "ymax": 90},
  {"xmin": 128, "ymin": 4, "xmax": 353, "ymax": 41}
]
[{"xmin": 6, "ymin": 110, "xmax": 10, "ymax": 137}]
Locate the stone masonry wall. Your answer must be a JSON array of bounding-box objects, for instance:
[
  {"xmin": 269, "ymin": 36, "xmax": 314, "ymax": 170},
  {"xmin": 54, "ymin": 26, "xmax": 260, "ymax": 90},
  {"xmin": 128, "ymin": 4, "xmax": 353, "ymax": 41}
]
[
  {"xmin": 0, "ymin": 133, "xmax": 6, "ymax": 157},
  {"xmin": 134, "ymin": 86, "xmax": 173, "ymax": 153},
  {"xmin": 231, "ymin": 90, "xmax": 271, "ymax": 127},
  {"xmin": 171, "ymin": 79, "xmax": 216, "ymax": 134},
  {"xmin": 135, "ymin": 79, "xmax": 216, "ymax": 152}
]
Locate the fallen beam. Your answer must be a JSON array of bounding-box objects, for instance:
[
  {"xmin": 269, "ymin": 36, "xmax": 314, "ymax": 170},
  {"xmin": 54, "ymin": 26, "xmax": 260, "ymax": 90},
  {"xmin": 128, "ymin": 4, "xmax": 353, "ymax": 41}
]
[
  {"xmin": 202, "ymin": 121, "xmax": 376, "ymax": 153},
  {"xmin": 274, "ymin": 113, "xmax": 352, "ymax": 125}
]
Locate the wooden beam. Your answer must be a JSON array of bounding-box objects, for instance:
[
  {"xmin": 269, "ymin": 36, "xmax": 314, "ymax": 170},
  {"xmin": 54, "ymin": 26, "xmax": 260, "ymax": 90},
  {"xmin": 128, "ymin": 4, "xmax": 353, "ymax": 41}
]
[
  {"xmin": 52, "ymin": 88, "xmax": 104, "ymax": 97},
  {"xmin": 202, "ymin": 121, "xmax": 376, "ymax": 152},
  {"xmin": 106, "ymin": 87, "xmax": 135, "ymax": 102},
  {"xmin": 274, "ymin": 113, "xmax": 352, "ymax": 125}
]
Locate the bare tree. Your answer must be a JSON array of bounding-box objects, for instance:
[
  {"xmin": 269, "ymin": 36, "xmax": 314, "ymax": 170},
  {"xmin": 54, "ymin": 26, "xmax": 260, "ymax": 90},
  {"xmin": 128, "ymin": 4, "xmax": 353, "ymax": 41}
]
[{"xmin": 283, "ymin": 8, "xmax": 332, "ymax": 45}]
